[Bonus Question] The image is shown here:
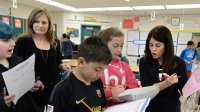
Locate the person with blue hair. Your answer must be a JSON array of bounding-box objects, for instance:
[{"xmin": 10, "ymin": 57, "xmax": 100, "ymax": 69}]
[{"xmin": 0, "ymin": 21, "xmax": 39, "ymax": 112}]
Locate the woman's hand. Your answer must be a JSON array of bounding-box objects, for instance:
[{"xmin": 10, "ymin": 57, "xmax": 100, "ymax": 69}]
[
  {"xmin": 154, "ymin": 73, "xmax": 179, "ymax": 91},
  {"xmin": 30, "ymin": 80, "xmax": 44, "ymax": 92},
  {"xmin": 111, "ymin": 85, "xmax": 126, "ymax": 102},
  {"xmin": 4, "ymin": 94, "xmax": 15, "ymax": 107},
  {"xmin": 163, "ymin": 73, "xmax": 178, "ymax": 85}
]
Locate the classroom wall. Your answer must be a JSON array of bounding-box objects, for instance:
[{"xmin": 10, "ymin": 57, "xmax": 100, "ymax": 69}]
[
  {"xmin": 1, "ymin": 0, "xmax": 200, "ymax": 66},
  {"xmin": 0, "ymin": 0, "xmax": 34, "ymax": 18}
]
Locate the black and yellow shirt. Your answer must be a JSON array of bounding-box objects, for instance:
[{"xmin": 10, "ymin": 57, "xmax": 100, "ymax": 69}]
[{"xmin": 48, "ymin": 72, "xmax": 106, "ymax": 112}]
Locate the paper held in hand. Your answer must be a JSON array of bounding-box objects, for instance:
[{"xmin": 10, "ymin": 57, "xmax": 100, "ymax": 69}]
[
  {"xmin": 119, "ymin": 85, "xmax": 160, "ymax": 101},
  {"xmin": 104, "ymin": 97, "xmax": 151, "ymax": 112},
  {"xmin": 2, "ymin": 54, "xmax": 35, "ymax": 104}
]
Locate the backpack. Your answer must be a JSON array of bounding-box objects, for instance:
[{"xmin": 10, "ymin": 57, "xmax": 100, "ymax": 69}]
[{"xmin": 181, "ymin": 91, "xmax": 200, "ymax": 112}]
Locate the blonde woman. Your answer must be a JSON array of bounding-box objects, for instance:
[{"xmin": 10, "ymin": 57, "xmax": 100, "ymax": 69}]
[{"xmin": 14, "ymin": 8, "xmax": 69, "ymax": 111}]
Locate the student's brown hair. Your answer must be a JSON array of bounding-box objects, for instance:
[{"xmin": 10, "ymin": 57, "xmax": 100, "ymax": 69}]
[
  {"xmin": 144, "ymin": 25, "xmax": 176, "ymax": 72},
  {"xmin": 98, "ymin": 27, "xmax": 124, "ymax": 44}
]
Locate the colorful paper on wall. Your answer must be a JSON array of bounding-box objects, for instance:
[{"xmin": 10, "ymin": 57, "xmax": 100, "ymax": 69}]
[
  {"xmin": 84, "ymin": 16, "xmax": 96, "ymax": 22},
  {"xmin": 2, "ymin": 17, "xmax": 10, "ymax": 25},
  {"xmin": 134, "ymin": 16, "xmax": 140, "ymax": 22},
  {"xmin": 66, "ymin": 28, "xmax": 79, "ymax": 38},
  {"xmin": 123, "ymin": 19, "xmax": 133, "ymax": 29},
  {"xmin": 15, "ymin": 18, "xmax": 21, "ymax": 28}
]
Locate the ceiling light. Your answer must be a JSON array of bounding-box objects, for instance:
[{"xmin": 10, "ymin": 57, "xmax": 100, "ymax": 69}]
[
  {"xmin": 77, "ymin": 8, "xmax": 106, "ymax": 12},
  {"xmin": 125, "ymin": 0, "xmax": 130, "ymax": 2},
  {"xmin": 104, "ymin": 7, "xmax": 133, "ymax": 11},
  {"xmin": 133, "ymin": 5, "xmax": 165, "ymax": 10},
  {"xmin": 166, "ymin": 4, "xmax": 200, "ymax": 9},
  {"xmin": 35, "ymin": 0, "xmax": 78, "ymax": 12}
]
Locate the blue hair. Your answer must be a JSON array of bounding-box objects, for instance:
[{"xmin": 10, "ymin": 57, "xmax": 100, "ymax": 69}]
[{"xmin": 0, "ymin": 20, "xmax": 14, "ymax": 39}]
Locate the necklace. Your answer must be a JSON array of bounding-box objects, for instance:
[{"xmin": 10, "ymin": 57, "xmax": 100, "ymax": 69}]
[{"xmin": 40, "ymin": 50, "xmax": 48, "ymax": 64}]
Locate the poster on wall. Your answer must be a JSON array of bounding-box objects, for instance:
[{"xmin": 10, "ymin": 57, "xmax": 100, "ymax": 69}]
[
  {"xmin": 66, "ymin": 28, "xmax": 79, "ymax": 38},
  {"xmin": 84, "ymin": 16, "xmax": 97, "ymax": 22},
  {"xmin": 123, "ymin": 19, "xmax": 133, "ymax": 29},
  {"xmin": 15, "ymin": 18, "xmax": 21, "ymax": 28},
  {"xmin": 2, "ymin": 17, "xmax": 10, "ymax": 25}
]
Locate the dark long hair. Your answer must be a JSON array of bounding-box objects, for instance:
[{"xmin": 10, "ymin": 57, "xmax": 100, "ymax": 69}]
[{"xmin": 144, "ymin": 25, "xmax": 176, "ymax": 72}]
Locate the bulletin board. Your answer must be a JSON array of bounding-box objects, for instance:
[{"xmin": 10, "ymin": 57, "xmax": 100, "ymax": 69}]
[{"xmin": 126, "ymin": 30, "xmax": 193, "ymax": 56}]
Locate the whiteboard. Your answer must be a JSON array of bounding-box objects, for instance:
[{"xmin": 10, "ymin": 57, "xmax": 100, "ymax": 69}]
[
  {"xmin": 176, "ymin": 45, "xmax": 187, "ymax": 56},
  {"xmin": 178, "ymin": 32, "xmax": 192, "ymax": 44},
  {"xmin": 171, "ymin": 32, "xmax": 178, "ymax": 42},
  {"xmin": 140, "ymin": 32, "xmax": 149, "ymax": 40},
  {"xmin": 174, "ymin": 47, "xmax": 177, "ymax": 54},
  {"xmin": 139, "ymin": 45, "xmax": 145, "ymax": 55},
  {"xmin": 125, "ymin": 30, "xmax": 192, "ymax": 56},
  {"xmin": 126, "ymin": 42, "xmax": 138, "ymax": 55},
  {"xmin": 127, "ymin": 30, "xmax": 139, "ymax": 41}
]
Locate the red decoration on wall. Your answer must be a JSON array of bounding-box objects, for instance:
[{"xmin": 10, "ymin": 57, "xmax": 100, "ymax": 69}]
[
  {"xmin": 2, "ymin": 17, "xmax": 10, "ymax": 25},
  {"xmin": 123, "ymin": 19, "xmax": 133, "ymax": 28}
]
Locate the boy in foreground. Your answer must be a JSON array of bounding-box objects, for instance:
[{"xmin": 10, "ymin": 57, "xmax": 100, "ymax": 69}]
[{"xmin": 47, "ymin": 37, "xmax": 112, "ymax": 112}]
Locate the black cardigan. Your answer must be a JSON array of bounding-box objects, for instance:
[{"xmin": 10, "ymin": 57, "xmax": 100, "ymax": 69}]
[
  {"xmin": 14, "ymin": 37, "xmax": 62, "ymax": 106},
  {"xmin": 139, "ymin": 56, "xmax": 188, "ymax": 112}
]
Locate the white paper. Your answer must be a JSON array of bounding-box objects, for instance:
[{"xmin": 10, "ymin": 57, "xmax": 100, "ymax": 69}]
[
  {"xmin": 104, "ymin": 97, "xmax": 151, "ymax": 112},
  {"xmin": 2, "ymin": 54, "xmax": 35, "ymax": 104},
  {"xmin": 119, "ymin": 86, "xmax": 159, "ymax": 101}
]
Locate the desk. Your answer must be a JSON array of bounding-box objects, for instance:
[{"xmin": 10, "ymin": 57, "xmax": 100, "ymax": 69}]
[
  {"xmin": 130, "ymin": 65, "xmax": 139, "ymax": 73},
  {"xmin": 62, "ymin": 59, "xmax": 78, "ymax": 67},
  {"xmin": 130, "ymin": 65, "xmax": 140, "ymax": 80}
]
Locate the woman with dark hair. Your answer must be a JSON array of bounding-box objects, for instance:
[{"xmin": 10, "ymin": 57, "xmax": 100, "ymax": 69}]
[{"xmin": 139, "ymin": 25, "xmax": 188, "ymax": 112}]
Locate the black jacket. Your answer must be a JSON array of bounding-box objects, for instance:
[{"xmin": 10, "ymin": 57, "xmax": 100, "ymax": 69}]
[{"xmin": 139, "ymin": 56, "xmax": 188, "ymax": 112}]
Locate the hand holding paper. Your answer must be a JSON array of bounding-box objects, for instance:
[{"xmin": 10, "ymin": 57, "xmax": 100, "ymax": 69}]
[
  {"xmin": 2, "ymin": 54, "xmax": 35, "ymax": 104},
  {"xmin": 4, "ymin": 93, "xmax": 15, "ymax": 107},
  {"xmin": 118, "ymin": 86, "xmax": 159, "ymax": 101},
  {"xmin": 111, "ymin": 85, "xmax": 125, "ymax": 102}
]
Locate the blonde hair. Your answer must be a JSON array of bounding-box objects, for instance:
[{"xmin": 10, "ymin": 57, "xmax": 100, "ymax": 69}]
[{"xmin": 20, "ymin": 7, "xmax": 57, "ymax": 48}]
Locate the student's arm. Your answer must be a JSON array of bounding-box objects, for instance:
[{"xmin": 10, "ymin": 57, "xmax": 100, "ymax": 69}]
[
  {"xmin": 101, "ymin": 74, "xmax": 113, "ymax": 99},
  {"xmin": 180, "ymin": 49, "xmax": 186, "ymax": 58},
  {"xmin": 193, "ymin": 50, "xmax": 196, "ymax": 59},
  {"xmin": 123, "ymin": 63, "xmax": 139, "ymax": 89},
  {"xmin": 101, "ymin": 73, "xmax": 125, "ymax": 100}
]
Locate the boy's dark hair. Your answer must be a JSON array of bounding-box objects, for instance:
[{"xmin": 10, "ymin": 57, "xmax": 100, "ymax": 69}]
[
  {"xmin": 62, "ymin": 33, "xmax": 67, "ymax": 38},
  {"xmin": 78, "ymin": 36, "xmax": 112, "ymax": 64},
  {"xmin": 62, "ymin": 33, "xmax": 70, "ymax": 39},
  {"xmin": 187, "ymin": 41, "xmax": 194, "ymax": 46}
]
